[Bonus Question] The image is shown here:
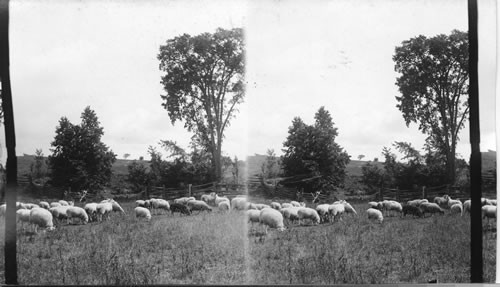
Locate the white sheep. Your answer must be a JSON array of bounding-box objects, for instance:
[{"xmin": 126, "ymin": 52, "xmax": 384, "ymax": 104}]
[
  {"xmin": 110, "ymin": 200, "xmax": 125, "ymax": 214},
  {"xmin": 290, "ymin": 201, "xmax": 301, "ymax": 207},
  {"xmin": 187, "ymin": 200, "xmax": 212, "ymax": 213},
  {"xmin": 49, "ymin": 206, "xmax": 71, "ymax": 225},
  {"xmin": 315, "ymin": 204, "xmax": 330, "ymax": 223},
  {"xmin": 281, "ymin": 203, "xmax": 293, "ymax": 209},
  {"xmin": 231, "ymin": 197, "xmax": 247, "ymax": 211},
  {"xmin": 66, "ymin": 206, "xmax": 89, "ymax": 224},
  {"xmin": 433, "ymin": 195, "xmax": 450, "ymax": 208},
  {"xmin": 136, "ymin": 200, "xmax": 146, "ymax": 207},
  {"xmin": 50, "ymin": 202, "xmax": 62, "ymax": 208},
  {"xmin": 84, "ymin": 203, "xmax": 98, "ymax": 222},
  {"xmin": 280, "ymin": 207, "xmax": 300, "ymax": 225},
  {"xmin": 450, "ymin": 203, "xmax": 463, "ymax": 216},
  {"xmin": 58, "ymin": 200, "xmax": 70, "ymax": 206},
  {"xmin": 328, "ymin": 203, "xmax": 345, "ymax": 222},
  {"xmin": 270, "ymin": 202, "xmax": 281, "ymax": 210},
  {"xmin": 135, "ymin": 207, "xmax": 152, "ymax": 221},
  {"xmin": 16, "ymin": 209, "xmax": 31, "ymax": 229},
  {"xmin": 366, "ymin": 208, "xmax": 383, "ymax": 223},
  {"xmin": 201, "ymin": 193, "xmax": 216, "ymax": 206},
  {"xmin": 96, "ymin": 202, "xmax": 113, "ymax": 221},
  {"xmin": 255, "ymin": 203, "xmax": 271, "ymax": 210},
  {"xmin": 29, "ymin": 208, "xmax": 55, "ymax": 232},
  {"xmin": 24, "ymin": 203, "xmax": 40, "ymax": 210},
  {"xmin": 39, "ymin": 201, "xmax": 50, "ymax": 209},
  {"xmin": 447, "ymin": 198, "xmax": 462, "ymax": 209},
  {"xmin": 246, "ymin": 209, "xmax": 261, "ymax": 226},
  {"xmin": 482, "ymin": 205, "xmax": 496, "ymax": 221},
  {"xmin": 259, "ymin": 208, "xmax": 286, "ymax": 233},
  {"xmin": 246, "ymin": 203, "xmax": 258, "ymax": 210},
  {"xmin": 343, "ymin": 201, "xmax": 357, "ymax": 215},
  {"xmin": 420, "ymin": 202, "xmax": 445, "ymax": 216},
  {"xmin": 463, "ymin": 199, "xmax": 471, "ymax": 214},
  {"xmin": 156, "ymin": 199, "xmax": 170, "ymax": 214},
  {"xmin": 407, "ymin": 199, "xmax": 427, "ymax": 207},
  {"xmin": 16, "ymin": 202, "xmax": 27, "ymax": 210},
  {"xmin": 383, "ymin": 200, "xmax": 403, "ymax": 217},
  {"xmin": 214, "ymin": 195, "xmax": 230, "ymax": 206},
  {"xmin": 218, "ymin": 201, "xmax": 230, "ymax": 212},
  {"xmin": 297, "ymin": 207, "xmax": 320, "ymax": 225}
]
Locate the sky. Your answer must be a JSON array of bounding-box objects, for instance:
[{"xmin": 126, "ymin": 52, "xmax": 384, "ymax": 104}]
[{"xmin": 2, "ymin": 0, "xmax": 497, "ymax": 163}]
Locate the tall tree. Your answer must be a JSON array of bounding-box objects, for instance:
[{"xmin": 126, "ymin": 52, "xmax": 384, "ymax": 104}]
[
  {"xmin": 158, "ymin": 27, "xmax": 245, "ymax": 181},
  {"xmin": 281, "ymin": 107, "xmax": 350, "ymax": 192},
  {"xmin": 393, "ymin": 30, "xmax": 468, "ymax": 184},
  {"xmin": 48, "ymin": 107, "xmax": 116, "ymax": 192}
]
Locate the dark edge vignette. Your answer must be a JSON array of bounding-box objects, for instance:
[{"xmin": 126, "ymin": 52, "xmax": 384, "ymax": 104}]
[
  {"xmin": 468, "ymin": 0, "xmax": 483, "ymax": 283},
  {"xmin": 0, "ymin": 0, "xmax": 18, "ymax": 285}
]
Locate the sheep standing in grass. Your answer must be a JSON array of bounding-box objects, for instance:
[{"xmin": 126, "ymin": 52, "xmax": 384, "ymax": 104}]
[
  {"xmin": 281, "ymin": 207, "xmax": 300, "ymax": 225},
  {"xmin": 49, "ymin": 206, "xmax": 71, "ymax": 225},
  {"xmin": 343, "ymin": 202, "xmax": 357, "ymax": 216},
  {"xmin": 447, "ymin": 198, "xmax": 462, "ymax": 209},
  {"xmin": 218, "ymin": 201, "xmax": 230, "ymax": 212},
  {"xmin": 201, "ymin": 193, "xmax": 216, "ymax": 206},
  {"xmin": 135, "ymin": 207, "xmax": 152, "ymax": 221},
  {"xmin": 407, "ymin": 199, "xmax": 428, "ymax": 207},
  {"xmin": 39, "ymin": 201, "xmax": 50, "ymax": 209},
  {"xmin": 402, "ymin": 205, "xmax": 423, "ymax": 218},
  {"xmin": 187, "ymin": 200, "xmax": 212, "ymax": 213},
  {"xmin": 50, "ymin": 202, "xmax": 62, "ymax": 208},
  {"xmin": 136, "ymin": 200, "xmax": 146, "ymax": 207},
  {"xmin": 96, "ymin": 202, "xmax": 113, "ymax": 221},
  {"xmin": 281, "ymin": 203, "xmax": 292, "ymax": 209},
  {"xmin": 367, "ymin": 208, "xmax": 383, "ymax": 223},
  {"xmin": 255, "ymin": 203, "xmax": 271, "ymax": 210},
  {"xmin": 58, "ymin": 200, "xmax": 70, "ymax": 206},
  {"xmin": 270, "ymin": 202, "xmax": 281, "ymax": 210},
  {"xmin": 156, "ymin": 199, "xmax": 170, "ymax": 214},
  {"xmin": 463, "ymin": 200, "xmax": 471, "ymax": 215},
  {"xmin": 67, "ymin": 206, "xmax": 89, "ymax": 224},
  {"xmin": 482, "ymin": 205, "xmax": 496, "ymax": 222},
  {"xmin": 247, "ymin": 209, "xmax": 261, "ymax": 226},
  {"xmin": 29, "ymin": 208, "xmax": 55, "ymax": 232},
  {"xmin": 17, "ymin": 209, "xmax": 31, "ymax": 229},
  {"xmin": 170, "ymin": 203, "xmax": 191, "ymax": 215},
  {"xmin": 297, "ymin": 207, "xmax": 320, "ymax": 225},
  {"xmin": 259, "ymin": 208, "xmax": 285, "ymax": 233},
  {"xmin": 328, "ymin": 203, "xmax": 345, "ymax": 222},
  {"xmin": 433, "ymin": 195, "xmax": 450, "ymax": 209},
  {"xmin": 84, "ymin": 203, "xmax": 98, "ymax": 222},
  {"xmin": 420, "ymin": 202, "xmax": 445, "ymax": 216},
  {"xmin": 315, "ymin": 204, "xmax": 330, "ymax": 223},
  {"xmin": 450, "ymin": 203, "xmax": 463, "ymax": 216},
  {"xmin": 214, "ymin": 195, "xmax": 229, "ymax": 206},
  {"xmin": 231, "ymin": 197, "xmax": 248, "ymax": 211},
  {"xmin": 290, "ymin": 201, "xmax": 301, "ymax": 207}
]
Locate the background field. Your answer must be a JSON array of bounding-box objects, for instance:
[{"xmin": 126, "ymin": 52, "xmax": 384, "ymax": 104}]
[{"xmin": 0, "ymin": 200, "xmax": 495, "ymax": 284}]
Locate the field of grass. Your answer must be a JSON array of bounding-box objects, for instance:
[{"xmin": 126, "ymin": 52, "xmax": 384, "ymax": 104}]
[{"xmin": 0, "ymin": 199, "xmax": 495, "ymax": 284}]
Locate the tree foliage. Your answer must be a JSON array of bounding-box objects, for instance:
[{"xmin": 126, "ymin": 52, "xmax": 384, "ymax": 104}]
[
  {"xmin": 158, "ymin": 27, "xmax": 245, "ymax": 181},
  {"xmin": 281, "ymin": 107, "xmax": 350, "ymax": 192},
  {"xmin": 261, "ymin": 149, "xmax": 280, "ymax": 179},
  {"xmin": 393, "ymin": 30, "xmax": 468, "ymax": 184},
  {"xmin": 48, "ymin": 107, "xmax": 116, "ymax": 192},
  {"xmin": 30, "ymin": 149, "xmax": 47, "ymax": 181}
]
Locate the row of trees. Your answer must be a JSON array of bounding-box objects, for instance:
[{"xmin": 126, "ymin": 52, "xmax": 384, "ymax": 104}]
[{"xmin": 27, "ymin": 28, "xmax": 470, "ymax": 198}]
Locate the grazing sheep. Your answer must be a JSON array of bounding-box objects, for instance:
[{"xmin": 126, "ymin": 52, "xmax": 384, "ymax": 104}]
[
  {"xmin": 489, "ymin": 199, "xmax": 497, "ymax": 206},
  {"xmin": 214, "ymin": 195, "xmax": 230, "ymax": 206},
  {"xmin": 407, "ymin": 199, "xmax": 428, "ymax": 207},
  {"xmin": 259, "ymin": 208, "xmax": 286, "ymax": 233},
  {"xmin": 328, "ymin": 203, "xmax": 345, "ymax": 222},
  {"xmin": 297, "ymin": 207, "xmax": 320, "ymax": 225},
  {"xmin": 16, "ymin": 202, "xmax": 27, "ymax": 210},
  {"xmin": 58, "ymin": 200, "xmax": 70, "ymax": 206},
  {"xmin": 246, "ymin": 203, "xmax": 258, "ymax": 210},
  {"xmin": 433, "ymin": 195, "xmax": 449, "ymax": 208},
  {"xmin": 24, "ymin": 203, "xmax": 40, "ymax": 210},
  {"xmin": 450, "ymin": 203, "xmax": 463, "ymax": 216},
  {"xmin": 447, "ymin": 198, "xmax": 462, "ymax": 209},
  {"xmin": 281, "ymin": 207, "xmax": 300, "ymax": 225},
  {"xmin": 96, "ymin": 202, "xmax": 113, "ymax": 221},
  {"xmin": 290, "ymin": 201, "xmax": 301, "ymax": 207},
  {"xmin": 218, "ymin": 200, "xmax": 230, "ymax": 212},
  {"xmin": 187, "ymin": 200, "xmax": 212, "ymax": 213},
  {"xmin": 29, "ymin": 208, "xmax": 55, "ymax": 232},
  {"xmin": 109, "ymin": 200, "xmax": 125, "ymax": 214},
  {"xmin": 366, "ymin": 208, "xmax": 384, "ymax": 223},
  {"xmin": 16, "ymin": 209, "xmax": 31, "ymax": 228},
  {"xmin": 156, "ymin": 199, "xmax": 170, "ymax": 214},
  {"xmin": 84, "ymin": 203, "xmax": 98, "ymax": 222},
  {"xmin": 402, "ymin": 205, "xmax": 423, "ymax": 218},
  {"xmin": 144, "ymin": 199, "xmax": 151, "ymax": 208},
  {"xmin": 201, "ymin": 193, "xmax": 216, "ymax": 206},
  {"xmin": 368, "ymin": 201, "xmax": 379, "ymax": 209},
  {"xmin": 315, "ymin": 204, "xmax": 331, "ymax": 223},
  {"xmin": 255, "ymin": 203, "xmax": 271, "ymax": 210},
  {"xmin": 246, "ymin": 209, "xmax": 261, "ymax": 225},
  {"xmin": 135, "ymin": 207, "xmax": 152, "ymax": 221},
  {"xmin": 383, "ymin": 201, "xmax": 403, "ymax": 217},
  {"xmin": 170, "ymin": 203, "xmax": 191, "ymax": 215},
  {"xmin": 342, "ymin": 202, "xmax": 357, "ymax": 215},
  {"xmin": 270, "ymin": 202, "xmax": 281, "ymax": 210},
  {"xmin": 281, "ymin": 203, "xmax": 293, "ymax": 209},
  {"xmin": 482, "ymin": 205, "xmax": 496, "ymax": 221},
  {"xmin": 39, "ymin": 201, "xmax": 50, "ymax": 209},
  {"xmin": 420, "ymin": 202, "xmax": 445, "ymax": 216},
  {"xmin": 49, "ymin": 206, "xmax": 71, "ymax": 225},
  {"xmin": 136, "ymin": 200, "xmax": 146, "ymax": 207},
  {"xmin": 174, "ymin": 197, "xmax": 195, "ymax": 205},
  {"xmin": 463, "ymin": 199, "xmax": 471, "ymax": 214},
  {"xmin": 231, "ymin": 197, "xmax": 247, "ymax": 211},
  {"xmin": 50, "ymin": 202, "xmax": 62, "ymax": 208},
  {"xmin": 66, "ymin": 206, "xmax": 89, "ymax": 224}
]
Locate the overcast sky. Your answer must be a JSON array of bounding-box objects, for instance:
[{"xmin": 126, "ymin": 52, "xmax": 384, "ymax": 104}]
[{"xmin": 3, "ymin": 0, "xmax": 497, "ymax": 163}]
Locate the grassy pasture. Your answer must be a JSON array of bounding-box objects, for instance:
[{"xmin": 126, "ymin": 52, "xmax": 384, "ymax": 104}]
[{"xmin": 0, "ymin": 200, "xmax": 496, "ymax": 284}]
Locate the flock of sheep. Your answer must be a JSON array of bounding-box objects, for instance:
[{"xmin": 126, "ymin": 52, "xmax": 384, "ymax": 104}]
[{"xmin": 1, "ymin": 192, "xmax": 496, "ymax": 234}]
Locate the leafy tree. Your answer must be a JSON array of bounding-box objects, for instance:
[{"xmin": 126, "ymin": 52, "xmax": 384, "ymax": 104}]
[
  {"xmin": 48, "ymin": 107, "xmax": 116, "ymax": 192},
  {"xmin": 123, "ymin": 153, "xmax": 130, "ymax": 159},
  {"xmin": 393, "ymin": 30, "xmax": 468, "ymax": 184},
  {"xmin": 127, "ymin": 160, "xmax": 149, "ymax": 192},
  {"xmin": 281, "ymin": 107, "xmax": 350, "ymax": 192},
  {"xmin": 361, "ymin": 162, "xmax": 385, "ymax": 193},
  {"xmin": 261, "ymin": 149, "xmax": 279, "ymax": 179},
  {"xmin": 30, "ymin": 149, "xmax": 46, "ymax": 181},
  {"xmin": 158, "ymin": 27, "xmax": 245, "ymax": 181},
  {"xmin": 357, "ymin": 154, "xmax": 365, "ymax": 161},
  {"xmin": 232, "ymin": 156, "xmax": 239, "ymax": 184}
]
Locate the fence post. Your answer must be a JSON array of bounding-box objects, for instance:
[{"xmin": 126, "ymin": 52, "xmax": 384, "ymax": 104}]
[{"xmin": 188, "ymin": 184, "xmax": 192, "ymax": 197}]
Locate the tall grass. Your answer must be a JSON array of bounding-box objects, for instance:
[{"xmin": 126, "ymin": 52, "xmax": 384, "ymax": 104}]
[{"xmin": 0, "ymin": 201, "xmax": 495, "ymax": 284}]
